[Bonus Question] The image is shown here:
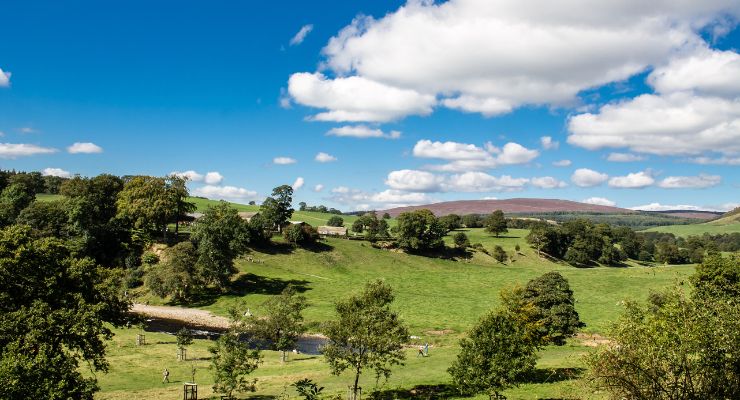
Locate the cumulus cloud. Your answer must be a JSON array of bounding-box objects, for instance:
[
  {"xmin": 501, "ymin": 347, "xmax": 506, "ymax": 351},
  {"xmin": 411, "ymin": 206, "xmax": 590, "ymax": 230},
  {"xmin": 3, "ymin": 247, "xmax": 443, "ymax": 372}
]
[
  {"xmin": 288, "ymin": 72, "xmax": 435, "ymax": 122},
  {"xmin": 540, "ymin": 136, "xmax": 559, "ymax": 150},
  {"xmin": 42, "ymin": 168, "xmax": 72, "ymax": 178},
  {"xmin": 582, "ymin": 197, "xmax": 617, "ymax": 207},
  {"xmin": 648, "ymin": 48, "xmax": 740, "ymax": 97},
  {"xmin": 571, "ymin": 168, "xmax": 608, "ymax": 187},
  {"xmin": 0, "ymin": 68, "xmax": 10, "ymax": 87},
  {"xmin": 0, "ymin": 143, "xmax": 57, "ymax": 158},
  {"xmin": 415, "ymin": 139, "xmax": 538, "ymax": 172},
  {"xmin": 552, "ymin": 159, "xmax": 572, "ymax": 167},
  {"xmin": 385, "ymin": 169, "xmax": 443, "ymax": 192},
  {"xmin": 67, "ymin": 142, "xmax": 103, "ymax": 154},
  {"xmin": 326, "ymin": 125, "xmax": 401, "ymax": 139},
  {"xmin": 289, "ymin": 0, "xmax": 740, "ymax": 121},
  {"xmin": 292, "ymin": 177, "xmax": 305, "ymax": 190},
  {"xmin": 273, "ymin": 156, "xmax": 297, "ymax": 165},
  {"xmin": 315, "ymin": 152, "xmax": 337, "ymax": 162},
  {"xmin": 329, "ymin": 187, "xmax": 434, "ymax": 210},
  {"xmin": 204, "ymin": 171, "xmax": 224, "ymax": 185},
  {"xmin": 688, "ymin": 155, "xmax": 740, "ymax": 165},
  {"xmin": 313, "ymin": 184, "xmax": 324, "ymax": 192},
  {"xmin": 530, "ymin": 176, "xmax": 567, "ymax": 189},
  {"xmin": 608, "ymin": 171, "xmax": 655, "ymax": 188},
  {"xmin": 170, "ymin": 170, "xmax": 204, "ymax": 182},
  {"xmin": 193, "ymin": 185, "xmax": 258, "ymax": 202},
  {"xmin": 607, "ymin": 152, "xmax": 647, "ymax": 162},
  {"xmin": 631, "ymin": 202, "xmax": 740, "ymax": 212},
  {"xmin": 657, "ymin": 174, "xmax": 721, "ymax": 189},
  {"xmin": 290, "ymin": 24, "xmax": 314, "ymax": 46}
]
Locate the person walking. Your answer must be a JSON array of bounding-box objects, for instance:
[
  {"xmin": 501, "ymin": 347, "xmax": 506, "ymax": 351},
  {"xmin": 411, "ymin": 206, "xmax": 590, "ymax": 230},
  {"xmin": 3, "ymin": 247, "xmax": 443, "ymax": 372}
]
[{"xmin": 162, "ymin": 368, "xmax": 170, "ymax": 383}]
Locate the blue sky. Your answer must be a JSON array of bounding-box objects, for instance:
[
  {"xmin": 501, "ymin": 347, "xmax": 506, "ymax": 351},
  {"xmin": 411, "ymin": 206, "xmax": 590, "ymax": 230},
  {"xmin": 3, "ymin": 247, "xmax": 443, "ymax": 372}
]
[{"xmin": 1, "ymin": 0, "xmax": 739, "ymax": 212}]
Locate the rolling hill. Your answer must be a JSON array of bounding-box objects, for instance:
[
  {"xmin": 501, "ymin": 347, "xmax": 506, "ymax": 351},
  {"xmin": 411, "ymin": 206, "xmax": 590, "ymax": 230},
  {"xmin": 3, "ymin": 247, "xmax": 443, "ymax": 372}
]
[{"xmin": 382, "ymin": 198, "xmax": 633, "ymax": 217}]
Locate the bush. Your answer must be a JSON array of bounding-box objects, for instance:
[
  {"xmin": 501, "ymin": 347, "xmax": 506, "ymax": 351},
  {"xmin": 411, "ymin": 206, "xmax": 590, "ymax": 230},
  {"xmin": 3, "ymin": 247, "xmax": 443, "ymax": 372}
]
[
  {"xmin": 453, "ymin": 232, "xmax": 470, "ymax": 249},
  {"xmin": 326, "ymin": 216, "xmax": 344, "ymax": 227},
  {"xmin": 141, "ymin": 251, "xmax": 160, "ymax": 265},
  {"xmin": 492, "ymin": 245, "xmax": 508, "ymax": 263},
  {"xmin": 283, "ymin": 224, "xmax": 319, "ymax": 246}
]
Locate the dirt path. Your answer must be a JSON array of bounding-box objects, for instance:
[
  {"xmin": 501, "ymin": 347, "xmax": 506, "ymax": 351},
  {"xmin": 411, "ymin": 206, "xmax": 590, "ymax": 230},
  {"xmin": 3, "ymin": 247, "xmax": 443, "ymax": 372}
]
[{"xmin": 130, "ymin": 303, "xmax": 231, "ymax": 330}]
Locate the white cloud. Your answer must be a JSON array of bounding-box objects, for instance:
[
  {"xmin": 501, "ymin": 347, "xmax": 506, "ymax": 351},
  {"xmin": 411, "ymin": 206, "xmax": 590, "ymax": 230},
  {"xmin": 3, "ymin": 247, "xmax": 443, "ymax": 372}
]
[
  {"xmin": 444, "ymin": 172, "xmax": 529, "ymax": 193},
  {"xmin": 170, "ymin": 170, "xmax": 204, "ymax": 182},
  {"xmin": 413, "ymin": 139, "xmax": 489, "ymax": 160},
  {"xmin": 67, "ymin": 142, "xmax": 103, "ymax": 154},
  {"xmin": 552, "ymin": 159, "xmax": 572, "ymax": 167},
  {"xmin": 0, "ymin": 68, "xmax": 10, "ymax": 87},
  {"xmin": 42, "ymin": 167, "xmax": 72, "ymax": 178},
  {"xmin": 0, "ymin": 143, "xmax": 57, "ymax": 158},
  {"xmin": 385, "ymin": 169, "xmax": 443, "ymax": 192},
  {"xmin": 415, "ymin": 140, "xmax": 538, "ymax": 172},
  {"xmin": 329, "ymin": 187, "xmax": 434, "ymax": 210},
  {"xmin": 273, "ymin": 156, "xmax": 297, "ymax": 165},
  {"xmin": 582, "ymin": 197, "xmax": 617, "ymax": 207},
  {"xmin": 289, "ymin": 0, "xmax": 740, "ymax": 120},
  {"xmin": 292, "ymin": 177, "xmax": 305, "ymax": 190},
  {"xmin": 288, "ymin": 72, "xmax": 435, "ymax": 122},
  {"xmin": 204, "ymin": 171, "xmax": 224, "ymax": 185},
  {"xmin": 19, "ymin": 127, "xmax": 37, "ymax": 134},
  {"xmin": 658, "ymin": 174, "xmax": 721, "ymax": 189},
  {"xmin": 531, "ymin": 176, "xmax": 567, "ymax": 189},
  {"xmin": 290, "ymin": 24, "xmax": 314, "ymax": 46},
  {"xmin": 608, "ymin": 171, "xmax": 655, "ymax": 189},
  {"xmin": 315, "ymin": 152, "xmax": 337, "ymax": 163},
  {"xmin": 571, "ymin": 168, "xmax": 608, "ymax": 187},
  {"xmin": 313, "ymin": 184, "xmax": 324, "ymax": 192},
  {"xmin": 193, "ymin": 185, "xmax": 259, "ymax": 202},
  {"xmin": 688, "ymin": 155, "xmax": 740, "ymax": 165},
  {"xmin": 540, "ymin": 136, "xmax": 559, "ymax": 150},
  {"xmin": 631, "ymin": 202, "xmax": 740, "ymax": 212},
  {"xmin": 607, "ymin": 152, "xmax": 646, "ymax": 162},
  {"xmin": 326, "ymin": 125, "xmax": 401, "ymax": 139},
  {"xmin": 648, "ymin": 47, "xmax": 740, "ymax": 97}
]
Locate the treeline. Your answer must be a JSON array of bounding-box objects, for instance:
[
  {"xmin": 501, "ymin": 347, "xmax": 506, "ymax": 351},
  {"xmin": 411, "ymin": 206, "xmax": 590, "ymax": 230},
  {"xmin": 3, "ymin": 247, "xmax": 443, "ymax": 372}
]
[
  {"xmin": 297, "ymin": 201, "xmax": 342, "ymax": 214},
  {"xmin": 0, "ymin": 169, "xmax": 70, "ymax": 195},
  {"xmin": 524, "ymin": 219, "xmax": 739, "ymax": 266}
]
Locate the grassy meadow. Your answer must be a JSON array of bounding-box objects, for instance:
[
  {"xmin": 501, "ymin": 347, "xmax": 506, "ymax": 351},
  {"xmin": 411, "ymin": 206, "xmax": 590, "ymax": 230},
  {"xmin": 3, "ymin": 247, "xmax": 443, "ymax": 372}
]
[
  {"xmin": 642, "ymin": 222, "xmax": 740, "ymax": 237},
  {"xmin": 107, "ymin": 226, "xmax": 696, "ymax": 399}
]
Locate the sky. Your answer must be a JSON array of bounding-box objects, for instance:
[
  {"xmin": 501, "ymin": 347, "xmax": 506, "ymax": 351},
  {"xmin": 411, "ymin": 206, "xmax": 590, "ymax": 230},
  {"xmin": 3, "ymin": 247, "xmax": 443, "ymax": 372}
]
[{"xmin": 1, "ymin": 0, "xmax": 739, "ymax": 212}]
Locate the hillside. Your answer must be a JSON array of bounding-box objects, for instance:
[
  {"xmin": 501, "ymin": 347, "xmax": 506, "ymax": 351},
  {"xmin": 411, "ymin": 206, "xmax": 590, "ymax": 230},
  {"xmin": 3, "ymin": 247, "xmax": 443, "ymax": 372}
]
[
  {"xmin": 189, "ymin": 197, "xmax": 359, "ymax": 226},
  {"xmin": 708, "ymin": 207, "xmax": 740, "ymax": 225},
  {"xmin": 383, "ymin": 198, "xmax": 633, "ymax": 217}
]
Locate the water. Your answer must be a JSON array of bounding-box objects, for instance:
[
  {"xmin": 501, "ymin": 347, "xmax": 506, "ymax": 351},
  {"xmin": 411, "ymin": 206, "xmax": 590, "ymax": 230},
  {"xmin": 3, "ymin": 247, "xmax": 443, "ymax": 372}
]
[{"xmin": 142, "ymin": 317, "xmax": 327, "ymax": 355}]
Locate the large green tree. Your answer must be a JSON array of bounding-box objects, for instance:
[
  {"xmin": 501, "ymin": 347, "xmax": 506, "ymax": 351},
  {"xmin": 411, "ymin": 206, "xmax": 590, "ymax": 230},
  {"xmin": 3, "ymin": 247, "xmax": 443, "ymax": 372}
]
[
  {"xmin": 0, "ymin": 183, "xmax": 36, "ymax": 227},
  {"xmin": 210, "ymin": 333, "xmax": 262, "ymax": 399},
  {"xmin": 484, "ymin": 210, "xmax": 508, "ymax": 237},
  {"xmin": 260, "ymin": 185, "xmax": 294, "ymax": 232},
  {"xmin": 0, "ymin": 225, "xmax": 130, "ymax": 399},
  {"xmin": 191, "ymin": 202, "xmax": 251, "ymax": 289},
  {"xmin": 394, "ymin": 209, "xmax": 446, "ymax": 251},
  {"xmin": 448, "ymin": 310, "xmax": 537, "ymax": 397},
  {"xmin": 116, "ymin": 175, "xmax": 192, "ymax": 240},
  {"xmin": 322, "ymin": 280, "xmax": 409, "ymax": 397},
  {"xmin": 146, "ymin": 241, "xmax": 202, "ymax": 302}
]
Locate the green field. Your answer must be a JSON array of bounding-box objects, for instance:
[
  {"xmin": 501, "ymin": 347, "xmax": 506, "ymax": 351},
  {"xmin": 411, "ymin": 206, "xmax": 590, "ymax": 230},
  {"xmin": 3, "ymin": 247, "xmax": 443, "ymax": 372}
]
[
  {"xmin": 108, "ymin": 228, "xmax": 695, "ymax": 399},
  {"xmin": 642, "ymin": 222, "xmax": 740, "ymax": 237}
]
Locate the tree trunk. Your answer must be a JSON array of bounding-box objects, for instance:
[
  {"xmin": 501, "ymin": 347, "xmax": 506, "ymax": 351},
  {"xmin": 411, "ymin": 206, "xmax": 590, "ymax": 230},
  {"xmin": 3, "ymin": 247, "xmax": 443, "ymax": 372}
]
[{"xmin": 353, "ymin": 367, "xmax": 361, "ymax": 399}]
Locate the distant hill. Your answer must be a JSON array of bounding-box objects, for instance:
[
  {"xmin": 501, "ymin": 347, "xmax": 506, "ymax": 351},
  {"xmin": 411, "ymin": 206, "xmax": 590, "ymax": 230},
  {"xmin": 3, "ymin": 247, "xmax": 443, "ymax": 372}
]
[
  {"xmin": 382, "ymin": 198, "xmax": 633, "ymax": 217},
  {"xmin": 649, "ymin": 210, "xmax": 723, "ymax": 220},
  {"xmin": 708, "ymin": 207, "xmax": 740, "ymax": 226}
]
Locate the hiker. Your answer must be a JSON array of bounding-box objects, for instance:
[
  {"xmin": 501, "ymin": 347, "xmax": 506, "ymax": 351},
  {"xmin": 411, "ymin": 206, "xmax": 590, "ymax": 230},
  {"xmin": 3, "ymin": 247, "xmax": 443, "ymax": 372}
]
[
  {"xmin": 417, "ymin": 346, "xmax": 425, "ymax": 357},
  {"xmin": 424, "ymin": 342, "xmax": 429, "ymax": 356},
  {"xmin": 162, "ymin": 368, "xmax": 170, "ymax": 383}
]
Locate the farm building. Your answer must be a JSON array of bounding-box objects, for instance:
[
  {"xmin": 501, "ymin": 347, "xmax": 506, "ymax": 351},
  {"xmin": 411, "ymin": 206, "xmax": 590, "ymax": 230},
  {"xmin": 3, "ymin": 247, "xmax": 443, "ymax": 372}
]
[
  {"xmin": 317, "ymin": 226, "xmax": 347, "ymax": 236},
  {"xmin": 238, "ymin": 211, "xmax": 260, "ymax": 222}
]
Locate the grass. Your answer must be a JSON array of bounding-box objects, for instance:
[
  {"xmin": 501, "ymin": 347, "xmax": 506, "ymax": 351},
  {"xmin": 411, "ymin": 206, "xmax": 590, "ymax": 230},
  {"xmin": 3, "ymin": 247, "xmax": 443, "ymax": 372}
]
[
  {"xmin": 35, "ymin": 193, "xmax": 63, "ymax": 202},
  {"xmin": 112, "ymin": 228, "xmax": 698, "ymax": 399},
  {"xmin": 642, "ymin": 222, "xmax": 740, "ymax": 237},
  {"xmin": 189, "ymin": 197, "xmax": 360, "ymax": 226}
]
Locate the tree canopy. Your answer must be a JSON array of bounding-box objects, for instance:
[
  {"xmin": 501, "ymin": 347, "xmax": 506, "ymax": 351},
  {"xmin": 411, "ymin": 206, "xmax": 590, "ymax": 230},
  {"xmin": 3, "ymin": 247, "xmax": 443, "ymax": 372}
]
[{"xmin": 394, "ymin": 209, "xmax": 446, "ymax": 251}]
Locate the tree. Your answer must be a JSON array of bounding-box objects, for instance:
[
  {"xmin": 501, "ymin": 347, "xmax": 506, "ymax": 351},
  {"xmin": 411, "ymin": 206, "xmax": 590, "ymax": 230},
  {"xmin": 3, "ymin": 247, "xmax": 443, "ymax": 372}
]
[
  {"xmin": 503, "ymin": 272, "xmax": 583, "ymax": 347},
  {"xmin": 116, "ymin": 175, "xmax": 174, "ymax": 239},
  {"xmin": 690, "ymin": 254, "xmax": 740, "ymax": 301},
  {"xmin": 15, "ymin": 198, "xmax": 72, "ymax": 239},
  {"xmin": 382, "ymin": 212, "xmax": 391, "ymax": 220},
  {"xmin": 260, "ymin": 185, "xmax": 294, "ymax": 232},
  {"xmin": 353, "ymin": 212, "xmax": 388, "ymax": 240},
  {"xmin": 0, "ymin": 183, "xmax": 35, "ymax": 226},
  {"xmin": 484, "ymin": 210, "xmax": 508, "ymax": 237},
  {"xmin": 462, "ymin": 214, "xmax": 483, "ymax": 228},
  {"xmin": 492, "ymin": 245, "xmax": 508, "ymax": 263},
  {"xmin": 326, "ymin": 215, "xmax": 344, "ymax": 227},
  {"xmin": 351, "ymin": 219, "xmax": 364, "ymax": 234},
  {"xmin": 453, "ymin": 232, "xmax": 470, "ymax": 250},
  {"xmin": 146, "ymin": 241, "xmax": 202, "ymax": 301},
  {"xmin": 293, "ymin": 379, "xmax": 324, "ymax": 400},
  {"xmin": 586, "ymin": 287, "xmax": 740, "ymax": 399},
  {"xmin": 246, "ymin": 285, "xmax": 308, "ymax": 362},
  {"xmin": 0, "ymin": 225, "xmax": 130, "ymax": 399},
  {"xmin": 210, "ymin": 333, "xmax": 261, "ymax": 399},
  {"xmin": 298, "ymin": 201, "xmax": 307, "ymax": 211},
  {"xmin": 323, "ymin": 280, "xmax": 409, "ymax": 397},
  {"xmin": 439, "ymin": 214, "xmax": 462, "ymax": 232},
  {"xmin": 395, "ymin": 209, "xmax": 446, "ymax": 251},
  {"xmin": 448, "ymin": 310, "xmax": 537, "ymax": 397},
  {"xmin": 283, "ymin": 223, "xmax": 319, "ymax": 246},
  {"xmin": 191, "ymin": 203, "xmax": 251, "ymax": 289},
  {"xmin": 176, "ymin": 328, "xmax": 194, "ymax": 360},
  {"xmin": 167, "ymin": 175, "xmax": 196, "ymax": 235}
]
